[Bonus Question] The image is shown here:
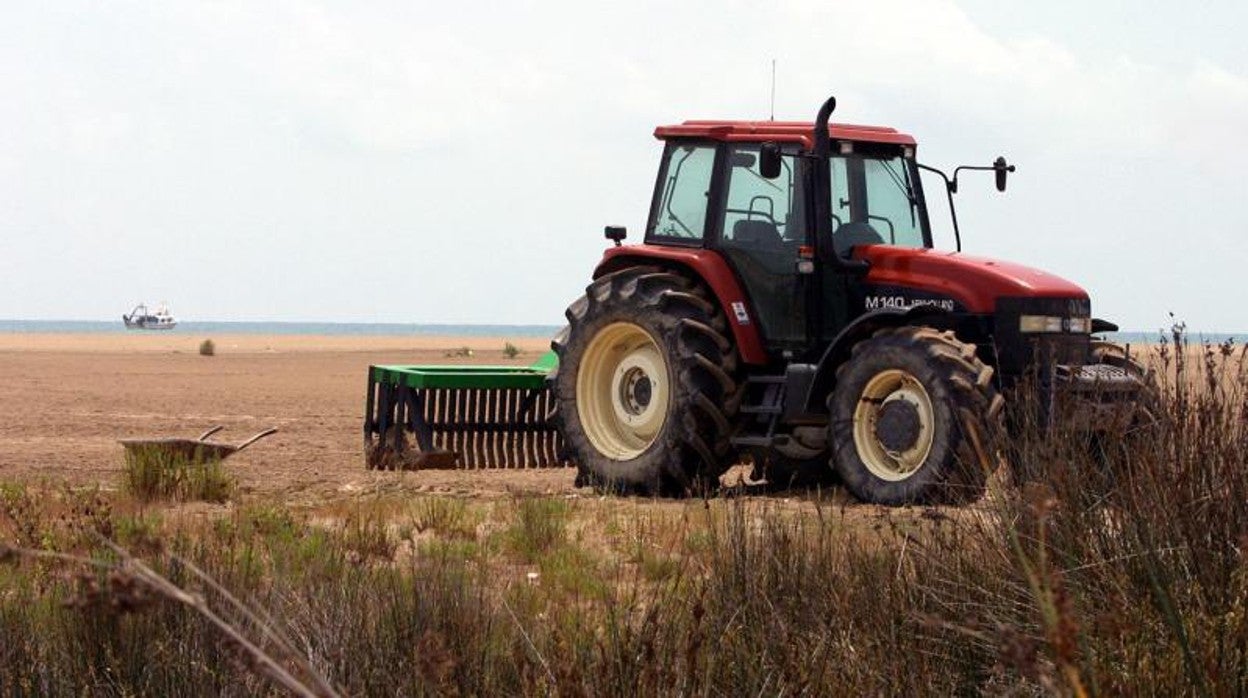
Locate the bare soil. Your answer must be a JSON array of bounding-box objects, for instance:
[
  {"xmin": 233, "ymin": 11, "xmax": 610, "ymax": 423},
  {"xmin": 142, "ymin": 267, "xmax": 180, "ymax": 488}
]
[
  {"xmin": 1, "ymin": 332, "xmax": 1206, "ymax": 514},
  {"xmin": 0, "ymin": 334, "xmax": 581, "ymax": 505}
]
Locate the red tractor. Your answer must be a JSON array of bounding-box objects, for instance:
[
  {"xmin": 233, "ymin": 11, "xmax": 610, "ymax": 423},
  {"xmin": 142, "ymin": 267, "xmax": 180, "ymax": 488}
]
[{"xmin": 551, "ymin": 94, "xmax": 1145, "ymax": 504}]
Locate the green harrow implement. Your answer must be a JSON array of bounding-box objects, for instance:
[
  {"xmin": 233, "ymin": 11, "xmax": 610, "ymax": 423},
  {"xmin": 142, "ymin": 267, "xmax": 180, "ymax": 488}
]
[{"xmin": 364, "ymin": 352, "xmax": 565, "ymax": 469}]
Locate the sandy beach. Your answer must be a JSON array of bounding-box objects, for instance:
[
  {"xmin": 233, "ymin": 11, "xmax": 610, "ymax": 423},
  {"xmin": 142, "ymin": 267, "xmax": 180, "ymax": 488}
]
[
  {"xmin": 0, "ymin": 332, "xmax": 553, "ymax": 354},
  {"xmin": 0, "ymin": 332, "xmax": 572, "ymax": 503}
]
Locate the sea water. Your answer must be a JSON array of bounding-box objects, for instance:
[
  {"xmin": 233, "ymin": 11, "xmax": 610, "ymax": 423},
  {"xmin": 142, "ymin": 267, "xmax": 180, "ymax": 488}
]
[
  {"xmin": 0, "ymin": 320, "xmax": 1241, "ymax": 346},
  {"xmin": 0, "ymin": 320, "xmax": 563, "ymax": 337}
]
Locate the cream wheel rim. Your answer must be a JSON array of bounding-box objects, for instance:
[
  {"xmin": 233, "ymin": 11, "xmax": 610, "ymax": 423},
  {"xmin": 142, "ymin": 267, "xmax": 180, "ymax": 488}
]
[
  {"xmin": 576, "ymin": 322, "xmax": 670, "ymax": 460},
  {"xmin": 852, "ymin": 369, "xmax": 935, "ymax": 481}
]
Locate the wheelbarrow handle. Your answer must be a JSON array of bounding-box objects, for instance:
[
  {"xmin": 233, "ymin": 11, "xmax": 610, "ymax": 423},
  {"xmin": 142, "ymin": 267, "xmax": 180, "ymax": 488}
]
[
  {"xmin": 196, "ymin": 425, "xmax": 226, "ymax": 442},
  {"xmin": 234, "ymin": 427, "xmax": 278, "ymax": 452}
]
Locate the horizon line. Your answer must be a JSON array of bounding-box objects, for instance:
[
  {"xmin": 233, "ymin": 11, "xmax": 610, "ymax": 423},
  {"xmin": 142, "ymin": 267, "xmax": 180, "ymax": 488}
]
[{"xmin": 0, "ymin": 318, "xmax": 1242, "ymax": 337}]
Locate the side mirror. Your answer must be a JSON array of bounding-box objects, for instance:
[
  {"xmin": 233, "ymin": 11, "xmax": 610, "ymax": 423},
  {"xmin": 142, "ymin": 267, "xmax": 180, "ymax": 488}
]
[
  {"xmin": 993, "ymin": 156, "xmax": 1015, "ymax": 192},
  {"xmin": 604, "ymin": 225, "xmax": 627, "ymax": 246},
  {"xmin": 759, "ymin": 142, "xmax": 782, "ymax": 179}
]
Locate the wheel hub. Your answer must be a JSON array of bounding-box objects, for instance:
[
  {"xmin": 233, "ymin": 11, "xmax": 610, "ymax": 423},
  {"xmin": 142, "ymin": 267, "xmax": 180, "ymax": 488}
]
[
  {"xmin": 576, "ymin": 322, "xmax": 671, "ymax": 460},
  {"xmin": 851, "ymin": 369, "xmax": 936, "ymax": 482},
  {"xmin": 875, "ymin": 399, "xmax": 921, "ymax": 452},
  {"xmin": 620, "ymin": 368, "xmax": 653, "ymax": 414}
]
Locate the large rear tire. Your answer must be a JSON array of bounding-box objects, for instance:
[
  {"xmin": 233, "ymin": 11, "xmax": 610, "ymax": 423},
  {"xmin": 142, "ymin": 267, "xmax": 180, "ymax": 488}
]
[
  {"xmin": 829, "ymin": 327, "xmax": 1003, "ymax": 505},
  {"xmin": 552, "ymin": 267, "xmax": 741, "ymax": 495}
]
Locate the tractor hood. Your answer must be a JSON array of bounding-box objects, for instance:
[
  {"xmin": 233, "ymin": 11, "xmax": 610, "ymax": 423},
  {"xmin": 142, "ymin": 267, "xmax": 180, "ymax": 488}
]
[{"xmin": 856, "ymin": 246, "xmax": 1088, "ymax": 314}]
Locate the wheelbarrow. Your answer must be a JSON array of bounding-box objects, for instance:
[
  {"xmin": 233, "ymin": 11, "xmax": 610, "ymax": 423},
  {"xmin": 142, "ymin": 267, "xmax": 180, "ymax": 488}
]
[{"xmin": 119, "ymin": 426, "xmax": 278, "ymax": 464}]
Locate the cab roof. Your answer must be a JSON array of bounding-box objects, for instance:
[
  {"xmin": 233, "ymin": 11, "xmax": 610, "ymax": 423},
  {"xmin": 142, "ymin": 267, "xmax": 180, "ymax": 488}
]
[{"xmin": 653, "ymin": 120, "xmax": 917, "ymax": 148}]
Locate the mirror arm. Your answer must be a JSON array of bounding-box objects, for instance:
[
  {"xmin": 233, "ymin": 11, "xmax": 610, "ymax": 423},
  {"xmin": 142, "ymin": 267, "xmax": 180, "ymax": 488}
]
[
  {"xmin": 952, "ymin": 164, "xmax": 993, "ymax": 187},
  {"xmin": 917, "ymin": 163, "xmax": 961, "ymax": 253},
  {"xmin": 952, "ymin": 160, "xmax": 1016, "ymax": 191}
]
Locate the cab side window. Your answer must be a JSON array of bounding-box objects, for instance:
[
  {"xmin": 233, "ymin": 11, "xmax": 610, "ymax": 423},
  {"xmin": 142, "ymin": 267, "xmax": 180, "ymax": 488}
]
[
  {"xmin": 829, "ymin": 154, "xmax": 925, "ymax": 256},
  {"xmin": 722, "ymin": 145, "xmax": 802, "ymax": 246},
  {"xmin": 861, "ymin": 158, "xmax": 923, "ymax": 247},
  {"xmin": 648, "ymin": 144, "xmax": 716, "ymax": 241},
  {"xmin": 831, "ymin": 157, "xmax": 850, "ymax": 228}
]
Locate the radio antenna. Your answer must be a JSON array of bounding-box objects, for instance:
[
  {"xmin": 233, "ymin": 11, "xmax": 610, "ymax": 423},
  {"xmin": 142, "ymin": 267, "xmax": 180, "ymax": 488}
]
[{"xmin": 769, "ymin": 59, "xmax": 776, "ymax": 121}]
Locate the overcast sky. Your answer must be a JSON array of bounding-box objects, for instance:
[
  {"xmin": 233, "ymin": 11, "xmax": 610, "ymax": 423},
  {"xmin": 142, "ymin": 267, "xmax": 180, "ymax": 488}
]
[{"xmin": 2, "ymin": 1, "xmax": 1245, "ymax": 331}]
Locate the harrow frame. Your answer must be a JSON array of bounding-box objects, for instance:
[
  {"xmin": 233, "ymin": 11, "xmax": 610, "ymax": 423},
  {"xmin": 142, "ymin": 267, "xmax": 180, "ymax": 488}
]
[{"xmin": 364, "ymin": 355, "xmax": 565, "ymax": 470}]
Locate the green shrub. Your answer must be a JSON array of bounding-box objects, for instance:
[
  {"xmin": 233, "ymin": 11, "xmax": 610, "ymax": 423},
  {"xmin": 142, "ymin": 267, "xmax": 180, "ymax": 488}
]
[
  {"xmin": 503, "ymin": 342, "xmax": 521, "ymax": 359},
  {"xmin": 504, "ymin": 497, "xmax": 569, "ymax": 562},
  {"xmin": 122, "ymin": 446, "xmax": 233, "ymax": 503}
]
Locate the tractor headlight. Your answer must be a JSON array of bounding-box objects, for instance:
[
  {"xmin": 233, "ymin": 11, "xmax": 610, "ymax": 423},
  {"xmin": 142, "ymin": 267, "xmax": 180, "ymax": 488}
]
[
  {"xmin": 1067, "ymin": 317, "xmax": 1092, "ymax": 333},
  {"xmin": 1019, "ymin": 315, "xmax": 1065, "ymax": 333},
  {"xmin": 1019, "ymin": 315, "xmax": 1092, "ymax": 333}
]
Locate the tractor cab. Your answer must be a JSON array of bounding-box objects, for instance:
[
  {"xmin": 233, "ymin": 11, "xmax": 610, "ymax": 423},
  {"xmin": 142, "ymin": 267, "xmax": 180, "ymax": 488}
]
[
  {"xmin": 640, "ymin": 119, "xmax": 944, "ymax": 361},
  {"xmin": 620, "ymin": 104, "xmax": 1082, "ymax": 385}
]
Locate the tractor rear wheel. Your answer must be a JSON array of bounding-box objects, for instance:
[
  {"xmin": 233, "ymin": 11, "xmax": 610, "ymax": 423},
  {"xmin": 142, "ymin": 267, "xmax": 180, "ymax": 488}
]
[
  {"xmin": 552, "ymin": 267, "xmax": 741, "ymax": 495},
  {"xmin": 828, "ymin": 327, "xmax": 1003, "ymax": 505}
]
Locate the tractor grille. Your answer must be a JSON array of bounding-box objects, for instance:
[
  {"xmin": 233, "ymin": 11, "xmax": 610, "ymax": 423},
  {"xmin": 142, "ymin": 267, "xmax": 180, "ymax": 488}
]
[
  {"xmin": 994, "ymin": 296, "xmax": 1093, "ymax": 379},
  {"xmin": 1056, "ymin": 363, "xmax": 1142, "ymax": 397}
]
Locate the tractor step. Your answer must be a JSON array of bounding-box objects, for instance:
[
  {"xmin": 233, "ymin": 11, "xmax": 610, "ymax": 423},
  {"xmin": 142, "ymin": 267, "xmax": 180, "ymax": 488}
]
[
  {"xmin": 730, "ymin": 374, "xmax": 793, "ymax": 450},
  {"xmin": 364, "ymin": 353, "xmax": 567, "ymax": 470}
]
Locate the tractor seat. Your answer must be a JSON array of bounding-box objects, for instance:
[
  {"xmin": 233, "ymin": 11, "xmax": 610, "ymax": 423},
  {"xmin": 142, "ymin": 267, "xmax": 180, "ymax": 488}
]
[
  {"xmin": 833, "ymin": 221, "xmax": 884, "ymax": 257},
  {"xmin": 731, "ymin": 219, "xmax": 782, "ymax": 247}
]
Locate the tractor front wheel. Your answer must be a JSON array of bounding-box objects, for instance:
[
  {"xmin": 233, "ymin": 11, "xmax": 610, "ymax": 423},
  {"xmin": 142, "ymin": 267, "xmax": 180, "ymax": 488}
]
[
  {"xmin": 552, "ymin": 267, "xmax": 740, "ymax": 495},
  {"xmin": 829, "ymin": 327, "xmax": 1003, "ymax": 505}
]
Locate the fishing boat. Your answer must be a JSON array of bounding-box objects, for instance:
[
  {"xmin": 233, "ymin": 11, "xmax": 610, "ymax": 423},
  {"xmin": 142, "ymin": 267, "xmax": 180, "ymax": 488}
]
[{"xmin": 122, "ymin": 303, "xmax": 177, "ymax": 330}]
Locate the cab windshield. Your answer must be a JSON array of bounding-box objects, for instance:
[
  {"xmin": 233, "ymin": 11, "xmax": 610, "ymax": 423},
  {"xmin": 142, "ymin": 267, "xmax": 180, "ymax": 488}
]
[{"xmin": 829, "ymin": 153, "xmax": 927, "ymax": 255}]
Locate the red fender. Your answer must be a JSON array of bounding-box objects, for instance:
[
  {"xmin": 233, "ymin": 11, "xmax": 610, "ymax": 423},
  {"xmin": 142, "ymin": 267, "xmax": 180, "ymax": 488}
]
[{"xmin": 594, "ymin": 245, "xmax": 769, "ymax": 366}]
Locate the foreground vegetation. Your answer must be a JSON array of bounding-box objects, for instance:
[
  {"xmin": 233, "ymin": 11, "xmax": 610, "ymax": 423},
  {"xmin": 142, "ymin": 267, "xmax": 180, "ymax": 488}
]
[{"xmin": 1, "ymin": 333, "xmax": 1246, "ymax": 695}]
